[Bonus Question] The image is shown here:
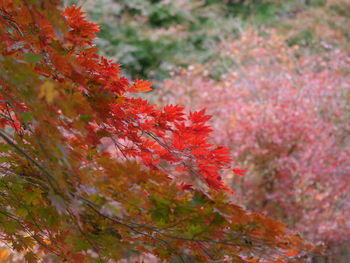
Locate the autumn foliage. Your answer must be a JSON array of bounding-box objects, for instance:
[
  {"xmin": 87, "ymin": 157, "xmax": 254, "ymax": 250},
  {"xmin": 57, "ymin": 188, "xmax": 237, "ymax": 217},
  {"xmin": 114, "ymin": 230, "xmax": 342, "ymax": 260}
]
[
  {"xmin": 0, "ymin": 1, "xmax": 314, "ymax": 262},
  {"xmin": 159, "ymin": 29, "xmax": 350, "ymax": 246}
]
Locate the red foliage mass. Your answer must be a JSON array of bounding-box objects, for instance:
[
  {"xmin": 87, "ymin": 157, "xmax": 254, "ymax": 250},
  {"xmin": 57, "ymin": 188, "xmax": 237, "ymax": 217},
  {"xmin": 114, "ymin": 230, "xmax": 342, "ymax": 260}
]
[{"xmin": 159, "ymin": 29, "xmax": 350, "ymax": 244}]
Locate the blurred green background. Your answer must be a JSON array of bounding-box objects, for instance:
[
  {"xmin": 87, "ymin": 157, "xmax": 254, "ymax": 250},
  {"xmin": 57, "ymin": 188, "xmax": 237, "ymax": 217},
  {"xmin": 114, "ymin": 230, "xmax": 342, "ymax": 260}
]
[{"xmin": 66, "ymin": 0, "xmax": 349, "ymax": 84}]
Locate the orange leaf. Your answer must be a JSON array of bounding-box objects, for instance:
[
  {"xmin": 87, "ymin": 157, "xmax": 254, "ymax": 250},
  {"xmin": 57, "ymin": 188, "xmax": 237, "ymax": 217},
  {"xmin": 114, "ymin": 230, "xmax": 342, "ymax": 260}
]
[
  {"xmin": 285, "ymin": 249, "xmax": 299, "ymax": 257},
  {"xmin": 132, "ymin": 79, "xmax": 153, "ymax": 92}
]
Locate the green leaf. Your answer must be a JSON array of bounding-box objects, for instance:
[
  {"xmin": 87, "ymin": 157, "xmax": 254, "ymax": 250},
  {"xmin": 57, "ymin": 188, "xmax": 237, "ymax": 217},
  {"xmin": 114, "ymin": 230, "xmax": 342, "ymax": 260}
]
[
  {"xmin": 212, "ymin": 213, "xmax": 225, "ymax": 226},
  {"xmin": 24, "ymin": 53, "xmax": 42, "ymax": 63},
  {"xmin": 38, "ymin": 207, "xmax": 59, "ymax": 226},
  {"xmin": 23, "ymin": 188, "xmax": 43, "ymax": 206},
  {"xmin": 16, "ymin": 207, "xmax": 28, "ymax": 218},
  {"xmin": 1, "ymin": 219, "xmax": 20, "ymax": 234},
  {"xmin": 24, "ymin": 251, "xmax": 38, "ymax": 263},
  {"xmin": 21, "ymin": 112, "xmax": 33, "ymax": 124},
  {"xmin": 190, "ymin": 192, "xmax": 207, "ymax": 207},
  {"xmin": 67, "ymin": 236, "xmax": 91, "ymax": 251},
  {"xmin": 0, "ymin": 143, "xmax": 12, "ymax": 152},
  {"xmin": 80, "ymin": 115, "xmax": 92, "ymax": 123},
  {"xmin": 0, "ymin": 156, "xmax": 12, "ymax": 163}
]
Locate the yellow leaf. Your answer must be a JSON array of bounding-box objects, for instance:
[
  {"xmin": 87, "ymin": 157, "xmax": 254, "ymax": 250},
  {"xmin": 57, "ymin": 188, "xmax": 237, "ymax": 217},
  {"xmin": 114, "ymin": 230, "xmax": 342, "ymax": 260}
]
[
  {"xmin": 39, "ymin": 81, "xmax": 58, "ymax": 103},
  {"xmin": 16, "ymin": 207, "xmax": 28, "ymax": 217},
  {"xmin": 0, "ymin": 248, "xmax": 9, "ymax": 260}
]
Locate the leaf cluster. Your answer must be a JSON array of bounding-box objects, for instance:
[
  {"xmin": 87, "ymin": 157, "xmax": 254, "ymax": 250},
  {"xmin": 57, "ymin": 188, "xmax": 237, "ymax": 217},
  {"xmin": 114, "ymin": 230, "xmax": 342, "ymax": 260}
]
[{"xmin": 0, "ymin": 1, "xmax": 313, "ymax": 262}]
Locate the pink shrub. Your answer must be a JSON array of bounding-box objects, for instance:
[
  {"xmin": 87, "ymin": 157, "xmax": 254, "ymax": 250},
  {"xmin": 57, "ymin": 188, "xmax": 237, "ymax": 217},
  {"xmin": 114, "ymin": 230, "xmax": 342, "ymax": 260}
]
[{"xmin": 157, "ymin": 29, "xmax": 350, "ymax": 244}]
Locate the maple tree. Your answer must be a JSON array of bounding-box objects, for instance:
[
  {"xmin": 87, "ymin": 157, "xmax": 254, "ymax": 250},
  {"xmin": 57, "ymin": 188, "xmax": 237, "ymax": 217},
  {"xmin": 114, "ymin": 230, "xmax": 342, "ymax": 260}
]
[
  {"xmin": 0, "ymin": 1, "xmax": 313, "ymax": 262},
  {"xmin": 158, "ymin": 29, "xmax": 350, "ymax": 249}
]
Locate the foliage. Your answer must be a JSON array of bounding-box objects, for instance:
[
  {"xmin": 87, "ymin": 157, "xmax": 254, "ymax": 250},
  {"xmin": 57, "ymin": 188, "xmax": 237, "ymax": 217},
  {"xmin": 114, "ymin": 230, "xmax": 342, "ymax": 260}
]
[
  {"xmin": 158, "ymin": 29, "xmax": 350, "ymax": 246},
  {"xmin": 0, "ymin": 1, "xmax": 313, "ymax": 262},
  {"xmin": 77, "ymin": 0, "xmax": 244, "ymax": 81},
  {"xmin": 71, "ymin": 0, "xmax": 350, "ymax": 84},
  {"xmin": 279, "ymin": 0, "xmax": 350, "ymax": 53}
]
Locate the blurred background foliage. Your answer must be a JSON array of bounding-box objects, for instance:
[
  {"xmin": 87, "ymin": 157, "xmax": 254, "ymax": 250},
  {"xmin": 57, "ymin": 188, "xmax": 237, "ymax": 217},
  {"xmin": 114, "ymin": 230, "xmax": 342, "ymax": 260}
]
[{"xmin": 66, "ymin": 0, "xmax": 350, "ymax": 84}]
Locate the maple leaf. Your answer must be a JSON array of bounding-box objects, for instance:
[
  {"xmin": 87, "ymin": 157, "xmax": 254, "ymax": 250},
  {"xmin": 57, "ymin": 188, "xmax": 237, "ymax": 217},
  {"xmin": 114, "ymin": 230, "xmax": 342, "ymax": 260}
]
[
  {"xmin": 233, "ymin": 167, "xmax": 247, "ymax": 176},
  {"xmin": 163, "ymin": 105, "xmax": 185, "ymax": 122},
  {"xmin": 129, "ymin": 79, "xmax": 153, "ymax": 93},
  {"xmin": 189, "ymin": 109, "xmax": 211, "ymax": 123},
  {"xmin": 284, "ymin": 249, "xmax": 299, "ymax": 257},
  {"xmin": 64, "ymin": 5, "xmax": 99, "ymax": 45}
]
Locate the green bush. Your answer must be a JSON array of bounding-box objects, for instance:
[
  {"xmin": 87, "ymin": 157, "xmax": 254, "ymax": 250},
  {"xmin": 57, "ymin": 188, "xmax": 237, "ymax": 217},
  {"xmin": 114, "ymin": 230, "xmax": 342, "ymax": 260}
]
[{"xmin": 75, "ymin": 0, "xmax": 349, "ymax": 82}]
